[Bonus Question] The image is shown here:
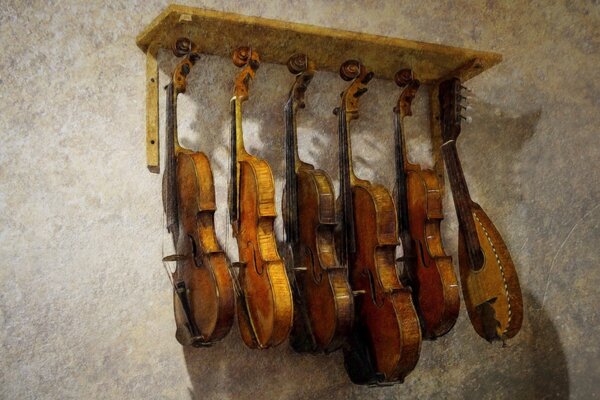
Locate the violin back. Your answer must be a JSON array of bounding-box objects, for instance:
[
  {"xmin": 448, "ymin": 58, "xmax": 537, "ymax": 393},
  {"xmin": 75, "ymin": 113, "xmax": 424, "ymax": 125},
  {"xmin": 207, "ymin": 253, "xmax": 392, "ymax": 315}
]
[{"xmin": 459, "ymin": 204, "xmax": 523, "ymax": 340}]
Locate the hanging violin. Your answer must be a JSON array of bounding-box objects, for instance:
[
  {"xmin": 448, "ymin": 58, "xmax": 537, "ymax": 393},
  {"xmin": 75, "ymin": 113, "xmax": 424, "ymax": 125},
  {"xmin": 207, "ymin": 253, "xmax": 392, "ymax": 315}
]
[
  {"xmin": 229, "ymin": 47, "xmax": 294, "ymax": 349},
  {"xmin": 438, "ymin": 78, "xmax": 523, "ymax": 342},
  {"xmin": 336, "ymin": 60, "xmax": 421, "ymax": 384},
  {"xmin": 163, "ymin": 38, "xmax": 235, "ymax": 346},
  {"xmin": 393, "ymin": 69, "xmax": 460, "ymax": 339},
  {"xmin": 282, "ymin": 54, "xmax": 354, "ymax": 353}
]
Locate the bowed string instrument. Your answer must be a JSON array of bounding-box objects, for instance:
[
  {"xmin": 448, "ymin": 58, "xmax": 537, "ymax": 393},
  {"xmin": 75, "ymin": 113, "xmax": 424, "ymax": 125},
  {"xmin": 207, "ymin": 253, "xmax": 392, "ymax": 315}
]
[
  {"xmin": 282, "ymin": 54, "xmax": 354, "ymax": 353},
  {"xmin": 162, "ymin": 38, "xmax": 235, "ymax": 347},
  {"xmin": 229, "ymin": 47, "xmax": 294, "ymax": 349},
  {"xmin": 336, "ymin": 60, "xmax": 421, "ymax": 385},
  {"xmin": 439, "ymin": 78, "xmax": 523, "ymax": 342},
  {"xmin": 393, "ymin": 69, "xmax": 460, "ymax": 339}
]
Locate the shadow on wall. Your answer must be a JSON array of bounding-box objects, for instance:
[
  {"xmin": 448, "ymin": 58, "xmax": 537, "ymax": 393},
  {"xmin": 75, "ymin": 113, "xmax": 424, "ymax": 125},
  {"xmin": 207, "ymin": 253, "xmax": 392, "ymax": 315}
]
[{"xmin": 456, "ymin": 290, "xmax": 570, "ymax": 400}]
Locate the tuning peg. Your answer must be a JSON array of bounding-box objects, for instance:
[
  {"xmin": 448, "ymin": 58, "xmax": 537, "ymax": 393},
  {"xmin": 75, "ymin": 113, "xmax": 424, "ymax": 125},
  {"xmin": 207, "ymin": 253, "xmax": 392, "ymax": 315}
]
[
  {"xmin": 460, "ymin": 115, "xmax": 473, "ymax": 124},
  {"xmin": 353, "ymin": 87, "xmax": 368, "ymax": 97},
  {"xmin": 459, "ymin": 104, "xmax": 473, "ymax": 111},
  {"xmin": 460, "ymin": 85, "xmax": 472, "ymax": 93},
  {"xmin": 333, "ymin": 107, "xmax": 340, "ymax": 116}
]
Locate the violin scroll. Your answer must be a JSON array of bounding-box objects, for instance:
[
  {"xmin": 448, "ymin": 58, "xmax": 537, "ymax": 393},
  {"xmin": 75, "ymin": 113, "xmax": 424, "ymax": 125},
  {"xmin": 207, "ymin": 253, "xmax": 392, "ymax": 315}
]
[
  {"xmin": 287, "ymin": 53, "xmax": 315, "ymax": 109},
  {"xmin": 233, "ymin": 47, "xmax": 260, "ymax": 99},
  {"xmin": 394, "ymin": 69, "xmax": 420, "ymax": 118},
  {"xmin": 339, "ymin": 60, "xmax": 374, "ymax": 116},
  {"xmin": 172, "ymin": 38, "xmax": 201, "ymax": 95}
]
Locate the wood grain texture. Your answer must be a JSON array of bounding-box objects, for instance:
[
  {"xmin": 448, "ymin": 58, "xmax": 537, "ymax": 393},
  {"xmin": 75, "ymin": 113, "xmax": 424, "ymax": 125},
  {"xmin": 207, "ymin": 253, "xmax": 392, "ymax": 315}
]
[
  {"xmin": 230, "ymin": 49, "xmax": 293, "ymax": 348},
  {"xmin": 459, "ymin": 205, "xmax": 523, "ymax": 340},
  {"xmin": 136, "ymin": 4, "xmax": 501, "ymax": 83},
  {"xmin": 394, "ymin": 72, "xmax": 460, "ymax": 338}
]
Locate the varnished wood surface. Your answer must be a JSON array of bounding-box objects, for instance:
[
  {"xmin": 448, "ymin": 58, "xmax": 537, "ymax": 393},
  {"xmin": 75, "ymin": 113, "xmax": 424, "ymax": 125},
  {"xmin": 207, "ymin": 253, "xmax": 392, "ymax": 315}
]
[
  {"xmin": 136, "ymin": 5, "xmax": 501, "ymax": 83},
  {"xmin": 165, "ymin": 43, "xmax": 236, "ymax": 346},
  {"xmin": 350, "ymin": 183, "xmax": 422, "ymax": 381},
  {"xmin": 175, "ymin": 152, "xmax": 235, "ymax": 343},
  {"xmin": 230, "ymin": 48, "xmax": 293, "ymax": 348},
  {"xmin": 458, "ymin": 205, "xmax": 523, "ymax": 340},
  {"xmin": 293, "ymin": 166, "xmax": 354, "ymax": 351},
  {"xmin": 283, "ymin": 55, "xmax": 354, "ymax": 353},
  {"xmin": 337, "ymin": 61, "xmax": 421, "ymax": 384},
  {"xmin": 394, "ymin": 70, "xmax": 460, "ymax": 338}
]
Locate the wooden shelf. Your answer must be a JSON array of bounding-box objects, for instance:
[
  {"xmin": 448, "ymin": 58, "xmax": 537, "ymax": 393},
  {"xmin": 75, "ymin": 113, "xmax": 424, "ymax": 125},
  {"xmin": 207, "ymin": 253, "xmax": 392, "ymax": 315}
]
[{"xmin": 137, "ymin": 4, "xmax": 502, "ymax": 177}]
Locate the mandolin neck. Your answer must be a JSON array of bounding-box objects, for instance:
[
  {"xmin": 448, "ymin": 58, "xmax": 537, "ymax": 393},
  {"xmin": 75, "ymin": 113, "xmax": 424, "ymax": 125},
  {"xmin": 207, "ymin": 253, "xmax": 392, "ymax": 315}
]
[
  {"xmin": 284, "ymin": 97, "xmax": 301, "ymax": 246},
  {"xmin": 338, "ymin": 106, "xmax": 356, "ymax": 265},
  {"xmin": 394, "ymin": 111, "xmax": 411, "ymax": 238},
  {"xmin": 441, "ymin": 140, "xmax": 484, "ymax": 270}
]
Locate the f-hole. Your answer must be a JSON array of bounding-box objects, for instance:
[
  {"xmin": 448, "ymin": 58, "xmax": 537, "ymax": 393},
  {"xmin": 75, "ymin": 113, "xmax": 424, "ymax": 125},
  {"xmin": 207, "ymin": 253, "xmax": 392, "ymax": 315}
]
[
  {"xmin": 416, "ymin": 240, "xmax": 427, "ymax": 268},
  {"xmin": 364, "ymin": 269, "xmax": 384, "ymax": 308},
  {"xmin": 248, "ymin": 241, "xmax": 264, "ymax": 275},
  {"xmin": 298, "ymin": 246, "xmax": 320, "ymax": 284},
  {"xmin": 188, "ymin": 234, "xmax": 203, "ymax": 268}
]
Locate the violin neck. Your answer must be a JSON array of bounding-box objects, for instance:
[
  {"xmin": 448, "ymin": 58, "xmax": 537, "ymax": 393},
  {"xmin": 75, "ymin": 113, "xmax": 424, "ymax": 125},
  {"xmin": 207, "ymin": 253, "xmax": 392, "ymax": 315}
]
[
  {"xmin": 284, "ymin": 97, "xmax": 300, "ymax": 245},
  {"xmin": 165, "ymin": 82, "xmax": 179, "ymax": 236},
  {"xmin": 229, "ymin": 96, "xmax": 245, "ymax": 226},
  {"xmin": 394, "ymin": 111, "xmax": 411, "ymax": 237},
  {"xmin": 338, "ymin": 106, "xmax": 356, "ymax": 265},
  {"xmin": 441, "ymin": 140, "xmax": 484, "ymax": 270}
]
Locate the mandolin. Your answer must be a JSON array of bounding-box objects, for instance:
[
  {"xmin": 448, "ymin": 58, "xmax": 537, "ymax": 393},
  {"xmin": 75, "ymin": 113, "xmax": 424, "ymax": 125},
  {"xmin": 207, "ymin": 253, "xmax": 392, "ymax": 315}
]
[
  {"xmin": 282, "ymin": 54, "xmax": 354, "ymax": 353},
  {"xmin": 337, "ymin": 60, "xmax": 421, "ymax": 384},
  {"xmin": 163, "ymin": 38, "xmax": 235, "ymax": 347},
  {"xmin": 228, "ymin": 47, "xmax": 294, "ymax": 348},
  {"xmin": 393, "ymin": 69, "xmax": 460, "ymax": 339},
  {"xmin": 438, "ymin": 78, "xmax": 523, "ymax": 342}
]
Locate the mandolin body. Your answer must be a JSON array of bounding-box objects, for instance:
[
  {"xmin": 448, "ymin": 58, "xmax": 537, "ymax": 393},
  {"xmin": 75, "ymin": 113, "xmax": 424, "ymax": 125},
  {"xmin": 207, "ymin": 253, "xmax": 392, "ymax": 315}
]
[
  {"xmin": 173, "ymin": 151, "xmax": 235, "ymax": 345},
  {"xmin": 349, "ymin": 181, "xmax": 421, "ymax": 382},
  {"xmin": 292, "ymin": 164, "xmax": 354, "ymax": 351},
  {"xmin": 458, "ymin": 203, "xmax": 523, "ymax": 341},
  {"xmin": 405, "ymin": 167, "xmax": 460, "ymax": 337},
  {"xmin": 235, "ymin": 156, "xmax": 294, "ymax": 348}
]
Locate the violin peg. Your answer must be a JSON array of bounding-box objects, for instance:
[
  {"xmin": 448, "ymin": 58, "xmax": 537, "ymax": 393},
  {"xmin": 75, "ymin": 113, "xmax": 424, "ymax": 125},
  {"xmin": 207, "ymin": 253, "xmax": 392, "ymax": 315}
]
[
  {"xmin": 460, "ymin": 115, "xmax": 473, "ymax": 124},
  {"xmin": 172, "ymin": 37, "xmax": 193, "ymax": 57}
]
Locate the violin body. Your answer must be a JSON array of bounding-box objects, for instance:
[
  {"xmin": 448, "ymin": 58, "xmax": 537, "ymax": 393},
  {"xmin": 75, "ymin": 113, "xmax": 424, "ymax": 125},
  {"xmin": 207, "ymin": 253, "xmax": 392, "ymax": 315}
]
[
  {"xmin": 350, "ymin": 181, "xmax": 421, "ymax": 381},
  {"xmin": 293, "ymin": 164, "xmax": 354, "ymax": 351},
  {"xmin": 405, "ymin": 167, "xmax": 460, "ymax": 337},
  {"xmin": 336, "ymin": 61, "xmax": 421, "ymax": 384},
  {"xmin": 163, "ymin": 40, "xmax": 235, "ymax": 346},
  {"xmin": 393, "ymin": 71, "xmax": 460, "ymax": 339},
  {"xmin": 458, "ymin": 203, "xmax": 523, "ymax": 340},
  {"xmin": 236, "ymin": 156, "xmax": 293, "ymax": 347},
  {"xmin": 173, "ymin": 151, "xmax": 235, "ymax": 344},
  {"xmin": 229, "ymin": 47, "xmax": 293, "ymax": 349},
  {"xmin": 282, "ymin": 54, "xmax": 353, "ymax": 352}
]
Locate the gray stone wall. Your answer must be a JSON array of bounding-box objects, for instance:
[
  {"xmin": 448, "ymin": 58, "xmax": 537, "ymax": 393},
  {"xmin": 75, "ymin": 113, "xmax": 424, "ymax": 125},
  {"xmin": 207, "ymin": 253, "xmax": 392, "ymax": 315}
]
[{"xmin": 1, "ymin": 1, "xmax": 598, "ymax": 398}]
